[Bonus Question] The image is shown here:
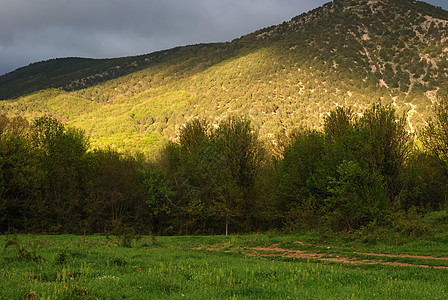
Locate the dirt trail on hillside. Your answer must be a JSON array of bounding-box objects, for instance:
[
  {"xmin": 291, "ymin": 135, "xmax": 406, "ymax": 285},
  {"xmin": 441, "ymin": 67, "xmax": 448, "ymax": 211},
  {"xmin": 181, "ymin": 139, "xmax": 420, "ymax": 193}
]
[{"xmin": 241, "ymin": 243, "xmax": 448, "ymax": 269}]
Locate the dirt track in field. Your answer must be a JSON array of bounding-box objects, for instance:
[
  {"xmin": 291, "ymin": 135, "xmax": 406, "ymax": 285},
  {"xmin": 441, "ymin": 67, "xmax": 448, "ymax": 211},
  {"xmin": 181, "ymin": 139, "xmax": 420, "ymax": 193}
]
[{"xmin": 240, "ymin": 243, "xmax": 448, "ymax": 269}]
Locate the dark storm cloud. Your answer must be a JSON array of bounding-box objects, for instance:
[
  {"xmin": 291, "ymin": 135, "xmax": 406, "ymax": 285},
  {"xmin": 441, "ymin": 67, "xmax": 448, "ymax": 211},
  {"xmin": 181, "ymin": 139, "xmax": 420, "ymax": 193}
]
[
  {"xmin": 0, "ymin": 0, "xmax": 331, "ymax": 75},
  {"xmin": 0, "ymin": 0, "xmax": 447, "ymax": 76}
]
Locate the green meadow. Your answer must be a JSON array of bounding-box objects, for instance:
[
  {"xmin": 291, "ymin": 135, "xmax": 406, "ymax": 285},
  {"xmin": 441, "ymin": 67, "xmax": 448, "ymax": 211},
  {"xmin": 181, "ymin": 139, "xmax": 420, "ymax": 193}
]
[{"xmin": 2, "ymin": 233, "xmax": 448, "ymax": 299}]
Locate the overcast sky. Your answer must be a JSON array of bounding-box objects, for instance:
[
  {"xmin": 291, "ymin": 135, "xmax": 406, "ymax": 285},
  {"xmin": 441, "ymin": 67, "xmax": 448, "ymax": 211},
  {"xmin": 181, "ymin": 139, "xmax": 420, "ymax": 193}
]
[{"xmin": 1, "ymin": 0, "xmax": 447, "ymax": 76}]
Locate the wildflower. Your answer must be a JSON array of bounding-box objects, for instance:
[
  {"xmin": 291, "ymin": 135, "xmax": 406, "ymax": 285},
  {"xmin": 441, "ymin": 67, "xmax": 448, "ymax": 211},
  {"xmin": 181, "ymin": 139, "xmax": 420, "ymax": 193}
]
[{"xmin": 28, "ymin": 290, "xmax": 38, "ymax": 298}]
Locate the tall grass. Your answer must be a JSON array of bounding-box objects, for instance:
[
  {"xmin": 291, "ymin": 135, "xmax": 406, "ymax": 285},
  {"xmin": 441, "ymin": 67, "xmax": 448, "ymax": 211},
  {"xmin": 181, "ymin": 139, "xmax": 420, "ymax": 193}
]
[{"xmin": 1, "ymin": 234, "xmax": 448, "ymax": 299}]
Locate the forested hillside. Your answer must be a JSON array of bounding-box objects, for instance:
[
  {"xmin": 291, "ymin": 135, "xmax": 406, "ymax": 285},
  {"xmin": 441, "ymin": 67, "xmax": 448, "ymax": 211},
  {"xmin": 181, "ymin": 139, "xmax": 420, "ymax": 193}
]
[
  {"xmin": 0, "ymin": 0, "xmax": 447, "ymax": 154},
  {"xmin": 2, "ymin": 100, "xmax": 448, "ymax": 236}
]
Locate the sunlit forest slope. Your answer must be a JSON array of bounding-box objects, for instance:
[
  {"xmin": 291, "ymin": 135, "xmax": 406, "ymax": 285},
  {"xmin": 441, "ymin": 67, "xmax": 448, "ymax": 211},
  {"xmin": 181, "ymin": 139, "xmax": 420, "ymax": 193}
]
[{"xmin": 1, "ymin": 0, "xmax": 448, "ymax": 154}]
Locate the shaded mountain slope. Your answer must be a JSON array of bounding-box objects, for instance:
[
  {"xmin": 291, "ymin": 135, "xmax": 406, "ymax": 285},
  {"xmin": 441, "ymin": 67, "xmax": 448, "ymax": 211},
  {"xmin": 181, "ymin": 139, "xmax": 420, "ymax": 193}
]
[{"xmin": 0, "ymin": 43, "xmax": 248, "ymax": 100}]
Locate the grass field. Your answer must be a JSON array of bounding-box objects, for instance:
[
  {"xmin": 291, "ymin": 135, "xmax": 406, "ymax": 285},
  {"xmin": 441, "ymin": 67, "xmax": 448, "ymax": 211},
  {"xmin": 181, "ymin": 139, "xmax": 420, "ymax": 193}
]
[{"xmin": 2, "ymin": 233, "xmax": 448, "ymax": 299}]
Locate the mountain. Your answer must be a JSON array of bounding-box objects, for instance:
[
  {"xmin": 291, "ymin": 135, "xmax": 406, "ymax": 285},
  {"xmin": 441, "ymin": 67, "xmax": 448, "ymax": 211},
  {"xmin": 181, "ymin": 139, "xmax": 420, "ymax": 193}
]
[{"xmin": 1, "ymin": 0, "xmax": 448, "ymax": 155}]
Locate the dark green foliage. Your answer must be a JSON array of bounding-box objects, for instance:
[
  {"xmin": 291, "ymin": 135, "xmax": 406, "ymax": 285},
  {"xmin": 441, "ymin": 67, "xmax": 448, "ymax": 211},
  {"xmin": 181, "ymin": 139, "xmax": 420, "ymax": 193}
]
[
  {"xmin": 0, "ymin": 113, "xmax": 269, "ymax": 235},
  {"xmin": 357, "ymin": 104, "xmax": 412, "ymax": 197},
  {"xmin": 418, "ymin": 96, "xmax": 448, "ymax": 210},
  {"xmin": 324, "ymin": 106, "xmax": 356, "ymax": 141},
  {"xmin": 161, "ymin": 116, "xmax": 267, "ymax": 235},
  {"xmin": 116, "ymin": 229, "xmax": 143, "ymax": 248},
  {"xmin": 326, "ymin": 160, "xmax": 388, "ymax": 230},
  {"xmin": 399, "ymin": 153, "xmax": 448, "ymax": 210},
  {"xmin": 140, "ymin": 167, "xmax": 174, "ymax": 233},
  {"xmin": 2, "ymin": 99, "xmax": 448, "ymax": 235},
  {"xmin": 0, "ymin": 116, "xmax": 43, "ymax": 232},
  {"xmin": 179, "ymin": 118, "xmax": 210, "ymax": 154},
  {"xmin": 86, "ymin": 148, "xmax": 151, "ymax": 234},
  {"xmin": 211, "ymin": 117, "xmax": 266, "ymax": 234},
  {"xmin": 271, "ymin": 130, "xmax": 325, "ymax": 213},
  {"xmin": 141, "ymin": 168, "xmax": 173, "ymax": 216},
  {"xmin": 283, "ymin": 197, "xmax": 323, "ymax": 231},
  {"xmin": 3, "ymin": 235, "xmax": 42, "ymax": 262},
  {"xmin": 31, "ymin": 116, "xmax": 91, "ymax": 233},
  {"xmin": 0, "ymin": 114, "xmax": 156, "ymax": 234},
  {"xmin": 422, "ymin": 96, "xmax": 448, "ymax": 176},
  {"xmin": 270, "ymin": 103, "xmax": 421, "ymax": 232},
  {"xmin": 54, "ymin": 248, "xmax": 69, "ymax": 264}
]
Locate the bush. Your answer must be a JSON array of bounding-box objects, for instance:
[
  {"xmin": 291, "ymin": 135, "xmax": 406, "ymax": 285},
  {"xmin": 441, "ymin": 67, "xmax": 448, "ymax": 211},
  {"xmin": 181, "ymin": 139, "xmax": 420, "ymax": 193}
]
[
  {"xmin": 390, "ymin": 209, "xmax": 434, "ymax": 239},
  {"xmin": 283, "ymin": 198, "xmax": 323, "ymax": 232},
  {"xmin": 115, "ymin": 228, "xmax": 142, "ymax": 248},
  {"xmin": 3, "ymin": 235, "xmax": 42, "ymax": 262},
  {"xmin": 325, "ymin": 160, "xmax": 389, "ymax": 231}
]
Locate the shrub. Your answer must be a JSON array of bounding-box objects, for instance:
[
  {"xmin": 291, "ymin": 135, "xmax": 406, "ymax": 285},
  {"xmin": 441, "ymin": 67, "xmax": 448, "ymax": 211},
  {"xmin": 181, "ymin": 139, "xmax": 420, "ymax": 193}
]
[
  {"xmin": 390, "ymin": 209, "xmax": 434, "ymax": 239},
  {"xmin": 3, "ymin": 235, "xmax": 42, "ymax": 262},
  {"xmin": 283, "ymin": 198, "xmax": 323, "ymax": 232}
]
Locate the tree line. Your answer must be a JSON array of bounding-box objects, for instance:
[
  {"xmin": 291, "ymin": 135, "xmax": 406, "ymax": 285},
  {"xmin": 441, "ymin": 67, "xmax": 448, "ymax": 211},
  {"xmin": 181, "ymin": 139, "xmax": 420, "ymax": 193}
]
[{"xmin": 1, "ymin": 100, "xmax": 448, "ymax": 235}]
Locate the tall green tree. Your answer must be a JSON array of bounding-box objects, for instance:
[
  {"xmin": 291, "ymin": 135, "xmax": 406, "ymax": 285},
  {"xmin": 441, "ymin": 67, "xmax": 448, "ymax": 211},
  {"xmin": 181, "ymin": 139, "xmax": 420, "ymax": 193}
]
[
  {"xmin": 357, "ymin": 103, "xmax": 412, "ymax": 200},
  {"xmin": 271, "ymin": 130, "xmax": 325, "ymax": 214},
  {"xmin": 326, "ymin": 160, "xmax": 388, "ymax": 230},
  {"xmin": 140, "ymin": 166, "xmax": 174, "ymax": 233},
  {"xmin": 272, "ymin": 103, "xmax": 412, "ymax": 231},
  {"xmin": 31, "ymin": 116, "xmax": 90, "ymax": 233},
  {"xmin": 422, "ymin": 96, "xmax": 448, "ymax": 176},
  {"xmin": 162, "ymin": 116, "xmax": 266, "ymax": 235},
  {"xmin": 88, "ymin": 149, "xmax": 148, "ymax": 234},
  {"xmin": 0, "ymin": 115, "xmax": 42, "ymax": 232},
  {"xmin": 212, "ymin": 117, "xmax": 266, "ymax": 235}
]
